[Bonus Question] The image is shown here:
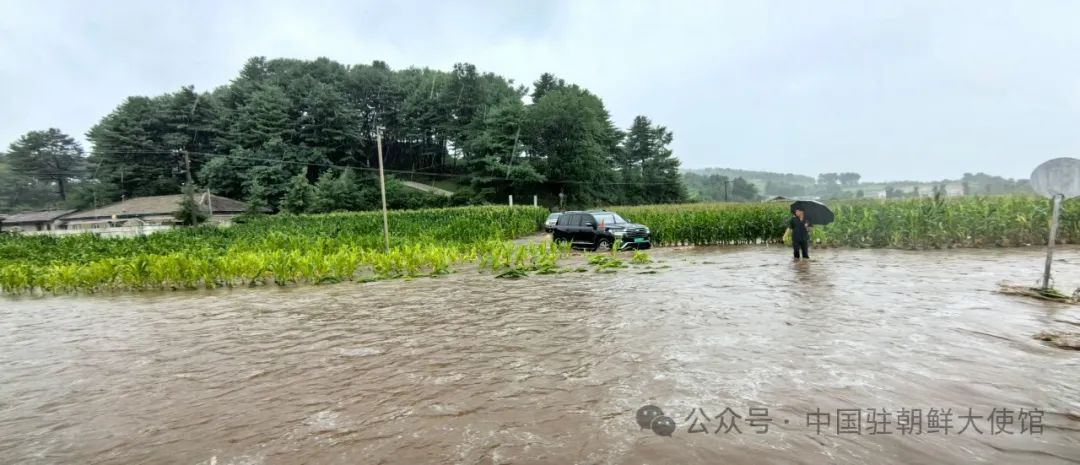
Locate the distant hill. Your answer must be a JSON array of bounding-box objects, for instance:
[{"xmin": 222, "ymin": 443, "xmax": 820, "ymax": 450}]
[
  {"xmin": 681, "ymin": 167, "xmax": 1033, "ymax": 200},
  {"xmin": 681, "ymin": 167, "xmax": 816, "ymax": 199},
  {"xmin": 682, "ymin": 168, "xmax": 815, "ymax": 186}
]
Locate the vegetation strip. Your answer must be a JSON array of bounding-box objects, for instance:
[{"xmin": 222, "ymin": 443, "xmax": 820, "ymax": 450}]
[{"xmin": 1, "ymin": 196, "xmax": 1072, "ymax": 295}]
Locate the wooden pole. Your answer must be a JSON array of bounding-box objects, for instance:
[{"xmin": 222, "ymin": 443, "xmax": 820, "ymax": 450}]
[
  {"xmin": 377, "ymin": 129, "xmax": 390, "ymax": 253},
  {"xmin": 505, "ymin": 125, "xmax": 521, "ymax": 178},
  {"xmin": 1042, "ymin": 194, "xmax": 1063, "ymax": 289},
  {"xmin": 183, "ymin": 150, "xmax": 195, "ymax": 222}
]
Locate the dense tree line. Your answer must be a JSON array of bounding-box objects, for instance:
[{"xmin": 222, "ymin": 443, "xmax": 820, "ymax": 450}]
[
  {"xmin": 763, "ymin": 180, "xmax": 807, "ymax": 197},
  {"xmin": 816, "ymin": 172, "xmax": 862, "ymax": 186},
  {"xmin": 684, "ymin": 167, "xmax": 815, "ymax": 186},
  {"xmin": 959, "ymin": 172, "xmax": 1032, "ymax": 195},
  {"xmin": 682, "ymin": 173, "xmax": 760, "ymax": 202},
  {"xmin": 1, "ymin": 57, "xmax": 687, "ymax": 213}
]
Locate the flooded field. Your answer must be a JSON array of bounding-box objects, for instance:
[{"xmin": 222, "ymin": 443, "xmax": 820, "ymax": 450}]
[{"xmin": 1, "ymin": 246, "xmax": 1078, "ymax": 464}]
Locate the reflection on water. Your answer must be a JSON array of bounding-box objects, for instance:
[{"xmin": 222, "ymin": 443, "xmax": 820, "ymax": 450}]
[{"xmin": 1, "ymin": 246, "xmax": 1078, "ymax": 464}]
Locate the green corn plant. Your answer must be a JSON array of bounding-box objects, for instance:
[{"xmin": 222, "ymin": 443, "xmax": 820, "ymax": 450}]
[{"xmin": 3, "ymin": 199, "xmax": 1063, "ymax": 295}]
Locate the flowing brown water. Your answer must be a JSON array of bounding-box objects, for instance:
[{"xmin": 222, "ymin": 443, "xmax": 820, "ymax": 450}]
[{"xmin": 1, "ymin": 246, "xmax": 1078, "ymax": 465}]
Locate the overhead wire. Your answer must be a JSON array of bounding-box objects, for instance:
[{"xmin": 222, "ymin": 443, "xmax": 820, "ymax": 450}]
[{"xmin": 81, "ymin": 148, "xmax": 685, "ymax": 186}]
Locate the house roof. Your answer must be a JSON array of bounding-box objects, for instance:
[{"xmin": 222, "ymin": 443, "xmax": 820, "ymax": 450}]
[
  {"xmin": 63, "ymin": 193, "xmax": 250, "ymax": 220},
  {"xmin": 0, "ymin": 209, "xmax": 77, "ymax": 224}
]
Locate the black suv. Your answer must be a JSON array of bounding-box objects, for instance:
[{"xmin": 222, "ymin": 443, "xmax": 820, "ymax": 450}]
[{"xmin": 551, "ymin": 210, "xmax": 651, "ymax": 251}]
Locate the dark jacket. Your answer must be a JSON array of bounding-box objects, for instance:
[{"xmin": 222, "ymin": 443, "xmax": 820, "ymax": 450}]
[{"xmin": 789, "ymin": 216, "xmax": 810, "ymax": 242}]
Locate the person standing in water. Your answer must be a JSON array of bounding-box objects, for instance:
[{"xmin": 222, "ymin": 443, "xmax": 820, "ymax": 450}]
[{"xmin": 788, "ymin": 208, "xmax": 811, "ymax": 260}]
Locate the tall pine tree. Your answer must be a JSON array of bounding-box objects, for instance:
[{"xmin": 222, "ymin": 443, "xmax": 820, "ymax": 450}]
[{"xmin": 5, "ymin": 128, "xmax": 86, "ymax": 201}]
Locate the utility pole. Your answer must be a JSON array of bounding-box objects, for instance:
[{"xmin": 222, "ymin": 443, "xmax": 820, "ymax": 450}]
[
  {"xmin": 505, "ymin": 125, "xmax": 521, "ymax": 178},
  {"xmin": 184, "ymin": 93, "xmax": 201, "ymax": 212},
  {"xmin": 184, "ymin": 149, "xmax": 195, "ymax": 202},
  {"xmin": 376, "ymin": 128, "xmax": 391, "ymax": 253}
]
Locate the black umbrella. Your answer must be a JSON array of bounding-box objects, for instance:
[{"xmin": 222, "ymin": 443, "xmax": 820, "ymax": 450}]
[{"xmin": 790, "ymin": 200, "xmax": 834, "ymax": 225}]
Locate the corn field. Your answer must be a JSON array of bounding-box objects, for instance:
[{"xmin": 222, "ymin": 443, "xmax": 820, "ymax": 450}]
[
  {"xmin": 814, "ymin": 196, "xmax": 1071, "ymax": 248},
  {"xmin": 0, "ymin": 206, "xmax": 556, "ymax": 295},
  {"xmin": 616, "ymin": 195, "xmax": 1072, "ymax": 248},
  {"xmin": 1, "ymin": 197, "xmax": 1070, "ymax": 295},
  {"xmin": 616, "ymin": 202, "xmax": 790, "ymax": 246}
]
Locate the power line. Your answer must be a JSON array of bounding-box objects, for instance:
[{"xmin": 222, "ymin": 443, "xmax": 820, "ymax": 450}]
[{"xmin": 82, "ymin": 149, "xmax": 686, "ymax": 187}]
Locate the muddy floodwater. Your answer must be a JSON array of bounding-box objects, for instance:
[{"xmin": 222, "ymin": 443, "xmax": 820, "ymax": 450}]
[{"xmin": 2, "ymin": 246, "xmax": 1079, "ymax": 464}]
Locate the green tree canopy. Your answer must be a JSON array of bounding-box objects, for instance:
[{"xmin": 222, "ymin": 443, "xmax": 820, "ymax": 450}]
[
  {"xmin": 281, "ymin": 168, "xmax": 315, "ymax": 214},
  {"xmin": 5, "ymin": 128, "xmax": 86, "ymax": 201},
  {"xmin": 619, "ymin": 116, "xmax": 685, "ymax": 204},
  {"xmin": 51, "ymin": 58, "xmax": 689, "ymax": 212}
]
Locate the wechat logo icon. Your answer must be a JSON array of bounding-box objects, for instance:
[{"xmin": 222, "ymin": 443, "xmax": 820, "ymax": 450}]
[{"xmin": 636, "ymin": 405, "xmax": 676, "ymax": 437}]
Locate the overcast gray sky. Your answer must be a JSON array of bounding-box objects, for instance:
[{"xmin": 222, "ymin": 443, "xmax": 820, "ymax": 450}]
[{"xmin": 2, "ymin": 0, "xmax": 1077, "ymax": 181}]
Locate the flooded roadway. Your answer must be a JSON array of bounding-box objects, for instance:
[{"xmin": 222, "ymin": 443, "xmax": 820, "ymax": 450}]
[{"xmin": 1, "ymin": 246, "xmax": 1078, "ymax": 465}]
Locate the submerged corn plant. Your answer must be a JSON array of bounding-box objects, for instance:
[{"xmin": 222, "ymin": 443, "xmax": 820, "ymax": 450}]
[
  {"xmin": 0, "ymin": 206, "xmax": 554, "ymax": 295},
  {"xmin": 0, "ymin": 198, "xmax": 1066, "ymax": 295},
  {"xmin": 631, "ymin": 251, "xmax": 652, "ymax": 264}
]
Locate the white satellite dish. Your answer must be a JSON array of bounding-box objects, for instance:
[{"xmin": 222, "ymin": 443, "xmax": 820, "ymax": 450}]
[
  {"xmin": 1030, "ymin": 157, "xmax": 1080, "ymax": 290},
  {"xmin": 1031, "ymin": 157, "xmax": 1080, "ymax": 199}
]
